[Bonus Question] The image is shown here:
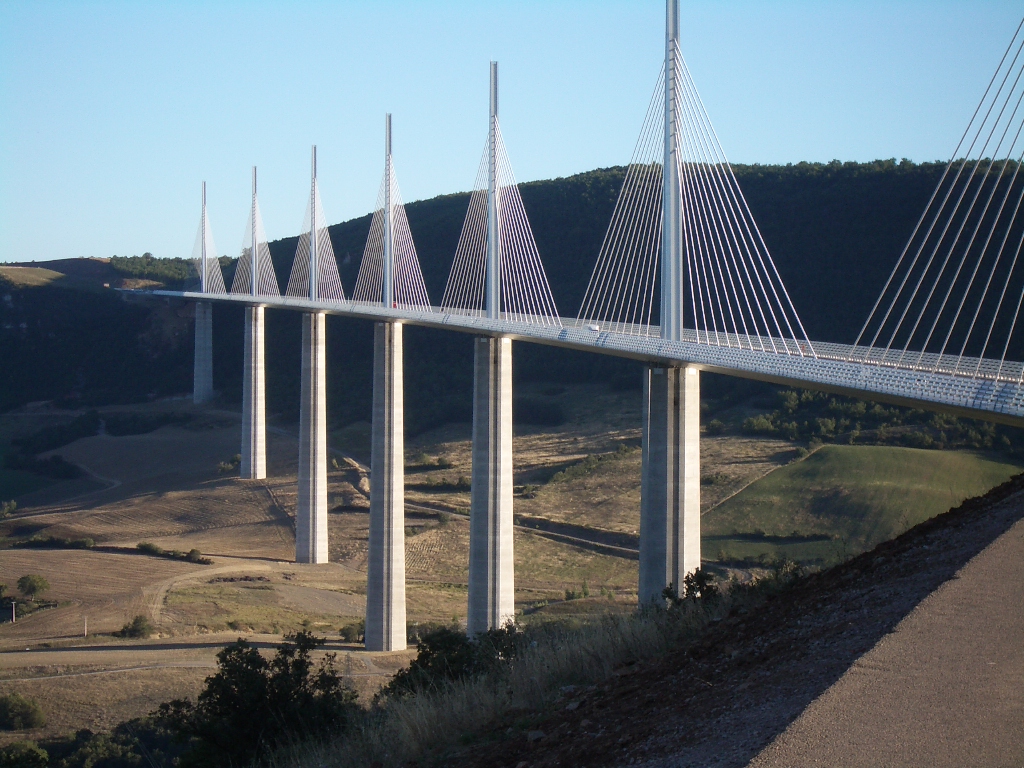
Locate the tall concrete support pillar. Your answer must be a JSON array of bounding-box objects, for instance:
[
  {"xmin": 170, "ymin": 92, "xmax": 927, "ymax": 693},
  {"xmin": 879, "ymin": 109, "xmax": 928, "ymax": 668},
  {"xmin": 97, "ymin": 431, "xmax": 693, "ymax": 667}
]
[
  {"xmin": 296, "ymin": 312, "xmax": 328, "ymax": 564},
  {"xmin": 240, "ymin": 305, "xmax": 266, "ymax": 480},
  {"xmin": 639, "ymin": 365, "xmax": 700, "ymax": 602},
  {"xmin": 366, "ymin": 321, "xmax": 406, "ymax": 651},
  {"xmin": 468, "ymin": 335, "xmax": 514, "ymax": 635},
  {"xmin": 193, "ymin": 302, "xmax": 214, "ymax": 405}
]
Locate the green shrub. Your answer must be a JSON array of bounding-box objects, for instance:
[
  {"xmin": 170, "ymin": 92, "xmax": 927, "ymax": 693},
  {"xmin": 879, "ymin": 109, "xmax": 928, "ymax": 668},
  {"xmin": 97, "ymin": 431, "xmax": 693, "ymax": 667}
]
[
  {"xmin": 117, "ymin": 615, "xmax": 153, "ymax": 638},
  {"xmin": 705, "ymin": 418, "xmax": 725, "ymax": 435},
  {"xmin": 380, "ymin": 623, "xmax": 520, "ymax": 700},
  {"xmin": 339, "ymin": 620, "xmax": 364, "ymax": 643},
  {"xmin": 157, "ymin": 631, "xmax": 359, "ymax": 767},
  {"xmin": 0, "ymin": 501, "xmax": 15, "ymax": 519},
  {"xmin": 16, "ymin": 575, "xmax": 49, "ymax": 599},
  {"xmin": 0, "ymin": 694, "xmax": 46, "ymax": 730},
  {"xmin": 0, "ymin": 741, "xmax": 47, "ymax": 767},
  {"xmin": 13, "ymin": 535, "xmax": 94, "ymax": 550}
]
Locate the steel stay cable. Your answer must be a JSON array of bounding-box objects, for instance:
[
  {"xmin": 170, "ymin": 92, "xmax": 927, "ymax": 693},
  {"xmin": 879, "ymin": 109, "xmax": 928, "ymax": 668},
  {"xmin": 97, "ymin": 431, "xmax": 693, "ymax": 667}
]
[
  {"xmin": 675, "ymin": 72, "xmax": 778, "ymax": 352},
  {"xmin": 675, "ymin": 42, "xmax": 811, "ymax": 353},
  {"xmin": 909, "ymin": 69, "xmax": 1024, "ymax": 368},
  {"xmin": 898, "ymin": 72, "xmax": 1024, "ymax": 367},
  {"xmin": 877, "ymin": 32, "xmax": 1024, "ymax": 357},
  {"xmin": 855, "ymin": 16, "xmax": 1024, "ymax": 354},
  {"xmin": 676, "ymin": 76, "xmax": 761, "ymax": 351},
  {"xmin": 674, "ymin": 52, "xmax": 788, "ymax": 351}
]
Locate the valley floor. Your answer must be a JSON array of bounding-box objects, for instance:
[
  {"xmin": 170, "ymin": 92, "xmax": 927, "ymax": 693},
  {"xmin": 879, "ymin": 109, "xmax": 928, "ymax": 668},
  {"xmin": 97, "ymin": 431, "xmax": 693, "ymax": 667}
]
[{"xmin": 0, "ymin": 386, "xmax": 1019, "ymax": 745}]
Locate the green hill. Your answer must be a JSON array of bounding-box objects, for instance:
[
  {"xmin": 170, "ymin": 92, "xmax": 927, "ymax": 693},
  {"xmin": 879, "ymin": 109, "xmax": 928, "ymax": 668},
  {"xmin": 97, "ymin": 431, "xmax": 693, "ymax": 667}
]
[{"xmin": 705, "ymin": 444, "xmax": 1023, "ymax": 564}]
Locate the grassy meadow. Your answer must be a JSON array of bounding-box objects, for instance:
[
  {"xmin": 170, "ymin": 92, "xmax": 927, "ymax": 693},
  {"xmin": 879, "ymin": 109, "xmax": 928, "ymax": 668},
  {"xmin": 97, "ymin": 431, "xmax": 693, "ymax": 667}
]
[{"xmin": 703, "ymin": 445, "xmax": 1023, "ymax": 565}]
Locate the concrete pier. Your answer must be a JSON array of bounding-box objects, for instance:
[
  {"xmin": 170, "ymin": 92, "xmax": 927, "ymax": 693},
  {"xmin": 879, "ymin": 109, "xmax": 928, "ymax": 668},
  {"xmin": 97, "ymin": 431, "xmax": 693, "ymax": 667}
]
[
  {"xmin": 296, "ymin": 312, "xmax": 328, "ymax": 564},
  {"xmin": 468, "ymin": 335, "xmax": 515, "ymax": 634},
  {"xmin": 639, "ymin": 364, "xmax": 700, "ymax": 602},
  {"xmin": 240, "ymin": 305, "xmax": 266, "ymax": 480},
  {"xmin": 193, "ymin": 301, "xmax": 214, "ymax": 405},
  {"xmin": 365, "ymin": 321, "xmax": 406, "ymax": 651}
]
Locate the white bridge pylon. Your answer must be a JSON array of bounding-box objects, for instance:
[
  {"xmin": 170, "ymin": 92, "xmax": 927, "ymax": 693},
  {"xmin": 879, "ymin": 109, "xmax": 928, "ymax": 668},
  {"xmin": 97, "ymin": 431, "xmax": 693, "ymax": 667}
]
[
  {"xmin": 442, "ymin": 63, "xmax": 561, "ymax": 327},
  {"xmin": 579, "ymin": 12, "xmax": 813, "ymax": 356}
]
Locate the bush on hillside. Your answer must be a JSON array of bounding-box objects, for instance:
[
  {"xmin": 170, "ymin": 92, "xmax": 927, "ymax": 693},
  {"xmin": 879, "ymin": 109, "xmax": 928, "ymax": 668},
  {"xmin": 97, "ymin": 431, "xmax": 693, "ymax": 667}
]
[
  {"xmin": 12, "ymin": 412, "xmax": 101, "ymax": 455},
  {"xmin": 157, "ymin": 631, "xmax": 359, "ymax": 768},
  {"xmin": 380, "ymin": 623, "xmax": 521, "ymax": 700},
  {"xmin": 0, "ymin": 694, "xmax": 46, "ymax": 730},
  {"xmin": 4, "ymin": 452, "xmax": 82, "ymax": 479},
  {"xmin": 0, "ymin": 741, "xmax": 47, "ymax": 767},
  {"xmin": 136, "ymin": 542, "xmax": 212, "ymax": 565},
  {"xmin": 13, "ymin": 535, "xmax": 95, "ymax": 550},
  {"xmin": 40, "ymin": 716, "xmax": 185, "ymax": 768},
  {"xmin": 117, "ymin": 615, "xmax": 153, "ymax": 639}
]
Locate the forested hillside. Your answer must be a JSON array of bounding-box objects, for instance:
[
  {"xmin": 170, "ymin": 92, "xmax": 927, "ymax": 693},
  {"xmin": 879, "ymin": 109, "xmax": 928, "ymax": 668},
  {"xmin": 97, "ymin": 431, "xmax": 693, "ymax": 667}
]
[{"xmin": 1, "ymin": 160, "xmax": 948, "ymax": 428}]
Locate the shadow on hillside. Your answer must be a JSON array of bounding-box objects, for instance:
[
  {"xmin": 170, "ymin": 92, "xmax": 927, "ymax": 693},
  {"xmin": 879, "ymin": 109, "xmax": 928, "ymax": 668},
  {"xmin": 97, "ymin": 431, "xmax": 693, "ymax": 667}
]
[{"xmin": 639, "ymin": 476, "xmax": 1024, "ymax": 768}]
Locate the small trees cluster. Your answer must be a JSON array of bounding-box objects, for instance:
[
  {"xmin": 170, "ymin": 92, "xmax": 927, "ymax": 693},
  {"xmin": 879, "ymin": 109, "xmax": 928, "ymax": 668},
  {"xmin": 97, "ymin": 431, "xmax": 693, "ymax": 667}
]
[
  {"xmin": 157, "ymin": 631, "xmax": 359, "ymax": 767},
  {"xmin": 15, "ymin": 575, "xmax": 49, "ymax": 600}
]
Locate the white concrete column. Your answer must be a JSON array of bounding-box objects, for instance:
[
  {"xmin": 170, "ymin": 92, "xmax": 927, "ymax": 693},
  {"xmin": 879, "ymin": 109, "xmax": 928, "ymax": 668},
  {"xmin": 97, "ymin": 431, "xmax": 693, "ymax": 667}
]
[
  {"xmin": 640, "ymin": 364, "xmax": 700, "ymax": 602},
  {"xmin": 240, "ymin": 305, "xmax": 266, "ymax": 480},
  {"xmin": 366, "ymin": 321, "xmax": 406, "ymax": 651},
  {"xmin": 296, "ymin": 312, "xmax": 328, "ymax": 564},
  {"xmin": 468, "ymin": 335, "xmax": 514, "ymax": 635},
  {"xmin": 193, "ymin": 301, "xmax": 214, "ymax": 405}
]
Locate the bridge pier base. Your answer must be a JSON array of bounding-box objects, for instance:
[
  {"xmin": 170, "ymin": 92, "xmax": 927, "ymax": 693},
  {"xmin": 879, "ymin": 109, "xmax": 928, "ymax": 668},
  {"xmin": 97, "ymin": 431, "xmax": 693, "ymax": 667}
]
[
  {"xmin": 296, "ymin": 312, "xmax": 329, "ymax": 564},
  {"xmin": 193, "ymin": 301, "xmax": 214, "ymax": 405},
  {"xmin": 241, "ymin": 305, "xmax": 266, "ymax": 480},
  {"xmin": 366, "ymin": 321, "xmax": 407, "ymax": 651},
  {"xmin": 468, "ymin": 336, "xmax": 515, "ymax": 635},
  {"xmin": 640, "ymin": 365, "xmax": 700, "ymax": 602}
]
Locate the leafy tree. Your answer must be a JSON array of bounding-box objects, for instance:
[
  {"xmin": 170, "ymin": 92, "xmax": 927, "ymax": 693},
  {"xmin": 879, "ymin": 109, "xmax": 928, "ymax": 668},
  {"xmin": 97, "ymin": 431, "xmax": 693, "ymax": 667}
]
[
  {"xmin": 0, "ymin": 741, "xmax": 47, "ymax": 767},
  {"xmin": 16, "ymin": 575, "xmax": 49, "ymax": 599},
  {"xmin": 0, "ymin": 694, "xmax": 46, "ymax": 730},
  {"xmin": 157, "ymin": 631, "xmax": 358, "ymax": 767}
]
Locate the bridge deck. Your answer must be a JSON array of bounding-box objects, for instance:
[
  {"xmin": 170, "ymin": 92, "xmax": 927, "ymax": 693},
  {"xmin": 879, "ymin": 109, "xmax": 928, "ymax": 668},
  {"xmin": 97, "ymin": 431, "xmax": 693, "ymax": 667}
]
[{"xmin": 148, "ymin": 290, "xmax": 1024, "ymax": 427}]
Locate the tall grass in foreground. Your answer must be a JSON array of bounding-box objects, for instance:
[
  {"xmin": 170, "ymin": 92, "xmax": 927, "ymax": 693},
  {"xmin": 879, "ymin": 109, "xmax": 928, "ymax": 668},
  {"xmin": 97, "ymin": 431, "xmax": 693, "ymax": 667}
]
[{"xmin": 270, "ymin": 575, "xmax": 792, "ymax": 768}]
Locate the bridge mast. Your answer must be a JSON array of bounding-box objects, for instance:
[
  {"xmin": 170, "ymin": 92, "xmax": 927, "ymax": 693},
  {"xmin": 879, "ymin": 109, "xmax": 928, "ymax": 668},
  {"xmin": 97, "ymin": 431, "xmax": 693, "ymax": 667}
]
[
  {"xmin": 241, "ymin": 167, "xmax": 267, "ymax": 480},
  {"xmin": 468, "ymin": 61, "xmax": 515, "ymax": 635},
  {"xmin": 485, "ymin": 62, "xmax": 500, "ymax": 320},
  {"xmin": 640, "ymin": 0, "xmax": 701, "ymax": 603},
  {"xmin": 297, "ymin": 147, "xmax": 329, "ymax": 564},
  {"xmin": 662, "ymin": 0, "xmax": 682, "ymax": 343},
  {"xmin": 193, "ymin": 182, "xmax": 215, "ymax": 404},
  {"xmin": 366, "ymin": 115, "xmax": 408, "ymax": 651},
  {"xmin": 383, "ymin": 114, "xmax": 394, "ymax": 309}
]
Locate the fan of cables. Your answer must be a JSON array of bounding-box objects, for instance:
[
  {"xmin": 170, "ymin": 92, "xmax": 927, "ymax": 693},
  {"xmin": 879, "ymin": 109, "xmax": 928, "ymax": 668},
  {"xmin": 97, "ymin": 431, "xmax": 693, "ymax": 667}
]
[
  {"xmin": 441, "ymin": 124, "xmax": 561, "ymax": 325},
  {"xmin": 855, "ymin": 17, "xmax": 1024, "ymax": 382},
  {"xmin": 578, "ymin": 43, "xmax": 812, "ymax": 356},
  {"xmin": 285, "ymin": 177, "xmax": 346, "ymax": 302},
  {"xmin": 187, "ymin": 201, "xmax": 226, "ymax": 294},
  {"xmin": 231, "ymin": 192, "xmax": 280, "ymax": 297},
  {"xmin": 352, "ymin": 158, "xmax": 431, "ymax": 308}
]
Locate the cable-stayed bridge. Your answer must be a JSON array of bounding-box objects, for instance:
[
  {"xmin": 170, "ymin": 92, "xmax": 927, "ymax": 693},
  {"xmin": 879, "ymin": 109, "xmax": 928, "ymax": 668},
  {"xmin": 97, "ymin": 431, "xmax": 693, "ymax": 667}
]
[{"xmin": 154, "ymin": 2, "xmax": 1024, "ymax": 650}]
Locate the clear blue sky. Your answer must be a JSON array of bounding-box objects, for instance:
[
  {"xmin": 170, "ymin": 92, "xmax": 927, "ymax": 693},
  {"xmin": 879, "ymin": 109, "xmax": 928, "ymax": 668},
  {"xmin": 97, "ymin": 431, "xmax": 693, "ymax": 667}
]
[{"xmin": 1, "ymin": 1, "xmax": 1020, "ymax": 263}]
